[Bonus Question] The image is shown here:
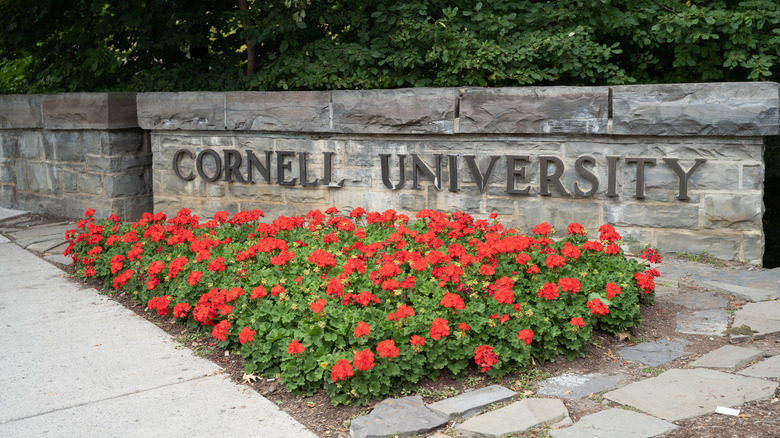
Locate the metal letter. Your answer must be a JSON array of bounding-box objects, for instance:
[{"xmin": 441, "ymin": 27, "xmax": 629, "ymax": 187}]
[
  {"xmin": 448, "ymin": 154, "xmax": 460, "ymax": 192},
  {"xmin": 626, "ymin": 157, "xmax": 657, "ymax": 199},
  {"xmin": 539, "ymin": 156, "xmax": 570, "ymax": 196},
  {"xmin": 323, "ymin": 152, "xmax": 345, "ymax": 188},
  {"xmin": 172, "ymin": 149, "xmax": 195, "ymax": 181},
  {"xmin": 277, "ymin": 151, "xmax": 297, "ymax": 186},
  {"xmin": 223, "ymin": 149, "xmax": 246, "ymax": 183},
  {"xmin": 379, "ymin": 154, "xmax": 406, "ymax": 190},
  {"xmin": 411, "ymin": 154, "xmax": 442, "ymax": 190},
  {"xmin": 465, "ymin": 155, "xmax": 500, "ymax": 194},
  {"xmin": 246, "ymin": 150, "xmax": 272, "ymax": 184},
  {"xmin": 664, "ymin": 158, "xmax": 706, "ymax": 201},
  {"xmin": 196, "ymin": 149, "xmax": 222, "ymax": 182},
  {"xmin": 574, "ymin": 156, "xmax": 599, "ymax": 196},
  {"xmin": 298, "ymin": 152, "xmax": 319, "ymax": 187},
  {"xmin": 505, "ymin": 155, "xmax": 531, "ymax": 195},
  {"xmin": 607, "ymin": 156, "xmax": 619, "ymax": 198}
]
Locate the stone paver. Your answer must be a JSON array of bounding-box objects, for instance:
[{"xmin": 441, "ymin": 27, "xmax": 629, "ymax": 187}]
[
  {"xmin": 618, "ymin": 338, "xmax": 690, "ymax": 366},
  {"xmin": 427, "ymin": 385, "xmax": 516, "ymax": 420},
  {"xmin": 671, "ymin": 292, "xmax": 728, "ymax": 310},
  {"xmin": 676, "ymin": 309, "xmax": 728, "ymax": 336},
  {"xmin": 549, "ymin": 408, "xmax": 678, "ymax": 438},
  {"xmin": 5, "ymin": 222, "xmax": 72, "ymax": 248},
  {"xmin": 692, "ymin": 269, "xmax": 780, "ymax": 301},
  {"xmin": 536, "ymin": 373, "xmax": 622, "ymax": 399},
  {"xmin": 349, "ymin": 396, "xmax": 448, "ymax": 438},
  {"xmin": 729, "ymin": 300, "xmax": 780, "ymax": 342},
  {"xmin": 738, "ymin": 355, "xmax": 780, "ymax": 378},
  {"xmin": 0, "ymin": 207, "xmax": 27, "ymax": 221},
  {"xmin": 689, "ymin": 345, "xmax": 763, "ymax": 370},
  {"xmin": 454, "ymin": 398, "xmax": 571, "ymax": 438},
  {"xmin": 604, "ymin": 368, "xmax": 778, "ymax": 422}
]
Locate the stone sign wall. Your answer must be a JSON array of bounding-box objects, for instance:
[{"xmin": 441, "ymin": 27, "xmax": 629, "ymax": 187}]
[
  {"xmin": 0, "ymin": 93, "xmax": 152, "ymax": 219},
  {"xmin": 1, "ymin": 83, "xmax": 778, "ymax": 263}
]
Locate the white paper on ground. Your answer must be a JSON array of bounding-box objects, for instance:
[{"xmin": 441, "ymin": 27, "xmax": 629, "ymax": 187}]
[{"xmin": 715, "ymin": 406, "xmax": 740, "ymax": 416}]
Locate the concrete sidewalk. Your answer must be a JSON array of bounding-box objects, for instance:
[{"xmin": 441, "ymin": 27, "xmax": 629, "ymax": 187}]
[{"xmin": 0, "ymin": 209, "xmax": 318, "ymax": 437}]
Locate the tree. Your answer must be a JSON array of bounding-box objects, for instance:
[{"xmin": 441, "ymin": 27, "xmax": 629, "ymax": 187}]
[{"xmin": 1, "ymin": 0, "xmax": 778, "ymax": 92}]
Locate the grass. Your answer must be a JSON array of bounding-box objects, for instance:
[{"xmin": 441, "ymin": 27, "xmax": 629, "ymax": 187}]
[
  {"xmin": 641, "ymin": 366, "xmax": 664, "ymax": 377},
  {"xmin": 510, "ymin": 368, "xmax": 552, "ymax": 396},
  {"xmin": 677, "ymin": 251, "xmax": 728, "ymax": 268}
]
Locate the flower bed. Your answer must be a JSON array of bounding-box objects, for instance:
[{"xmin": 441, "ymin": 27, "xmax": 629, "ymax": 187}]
[{"xmin": 66, "ymin": 207, "xmax": 659, "ymax": 405}]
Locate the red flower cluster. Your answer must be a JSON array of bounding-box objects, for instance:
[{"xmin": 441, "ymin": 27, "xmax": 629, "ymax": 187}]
[
  {"xmin": 239, "ymin": 326, "xmax": 256, "ymax": 344},
  {"xmin": 212, "ymin": 320, "xmax": 230, "ymax": 342},
  {"xmin": 605, "ymin": 282, "xmax": 622, "ymax": 299},
  {"xmin": 570, "ymin": 317, "xmax": 585, "ymax": 329},
  {"xmin": 537, "ymin": 282, "xmax": 560, "ymax": 300},
  {"xmin": 641, "ymin": 248, "xmax": 662, "ymax": 264},
  {"xmin": 558, "ymin": 277, "xmax": 581, "ymax": 294},
  {"xmin": 353, "ymin": 349, "xmax": 375, "ymax": 371},
  {"xmin": 587, "ymin": 298, "xmax": 609, "ymax": 315},
  {"xmin": 288, "ymin": 339, "xmax": 305, "ymax": 355},
  {"xmin": 147, "ymin": 295, "xmax": 171, "ymax": 315},
  {"xmin": 377, "ymin": 339, "xmax": 400, "ymax": 359},
  {"xmin": 440, "ymin": 292, "xmax": 466, "ymax": 310},
  {"xmin": 354, "ymin": 321, "xmax": 371, "ymax": 338},
  {"xmin": 331, "ymin": 359, "xmax": 354, "ymax": 382},
  {"xmin": 430, "ymin": 318, "xmax": 450, "ymax": 340},
  {"xmin": 474, "ymin": 345, "xmax": 499, "ymax": 372},
  {"xmin": 517, "ymin": 329, "xmax": 534, "ymax": 345}
]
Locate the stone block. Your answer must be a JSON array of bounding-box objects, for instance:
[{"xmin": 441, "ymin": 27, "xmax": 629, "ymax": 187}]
[
  {"xmin": 517, "ymin": 200, "xmax": 602, "ymax": 234},
  {"xmin": 44, "ymin": 131, "xmax": 84, "ymax": 162},
  {"xmin": 284, "ymin": 187, "xmax": 328, "ymax": 203},
  {"xmin": 484, "ymin": 196, "xmax": 516, "ymax": 215},
  {"xmin": 656, "ymin": 231, "xmax": 740, "ymax": 261},
  {"xmin": 349, "ymin": 396, "xmax": 448, "ymax": 438},
  {"xmin": 742, "ymin": 232, "xmax": 763, "ymax": 265},
  {"xmin": 0, "ymin": 184, "xmax": 16, "ymax": 208},
  {"xmin": 0, "ymin": 94, "xmax": 42, "ymax": 128},
  {"xmin": 608, "ymin": 203, "xmax": 699, "ymax": 229},
  {"xmin": 86, "ymin": 155, "xmax": 123, "ymax": 173},
  {"xmin": 332, "ymin": 88, "xmax": 456, "ymax": 134},
  {"xmin": 427, "ymin": 385, "xmax": 517, "ymax": 420},
  {"xmin": 228, "ymin": 183, "xmax": 280, "ymax": 201},
  {"xmin": 676, "ymin": 309, "xmax": 729, "ymax": 336},
  {"xmin": 100, "ymin": 130, "xmax": 147, "ymax": 156},
  {"xmin": 739, "ymin": 355, "xmax": 780, "ymax": 378},
  {"xmin": 137, "ymin": 92, "xmax": 225, "ymax": 130},
  {"xmin": 550, "ymin": 409, "xmax": 678, "ymax": 438},
  {"xmin": 0, "ymin": 164, "xmax": 12, "ymax": 183},
  {"xmin": 459, "ymin": 86, "xmax": 609, "ymax": 134},
  {"xmin": 536, "ymin": 374, "xmax": 622, "ymax": 399},
  {"xmin": 430, "ymin": 185, "xmax": 483, "ymax": 215},
  {"xmin": 18, "ymin": 133, "xmax": 42, "ymax": 159},
  {"xmin": 704, "ymin": 194, "xmax": 762, "ymax": 230},
  {"xmin": 742, "ymin": 165, "xmax": 763, "ymax": 190},
  {"xmin": 612, "ymin": 82, "xmax": 780, "ymax": 136},
  {"xmin": 455, "ymin": 398, "xmax": 572, "ymax": 437},
  {"xmin": 15, "ymin": 192, "xmax": 63, "ymax": 215},
  {"xmin": 0, "ymin": 134, "xmax": 19, "ymax": 160},
  {"xmin": 618, "ymin": 338, "xmax": 690, "ymax": 367},
  {"xmin": 78, "ymin": 174, "xmax": 104, "ymax": 196},
  {"xmin": 26, "ymin": 162, "xmax": 60, "ymax": 195},
  {"xmin": 689, "ymin": 345, "xmax": 763, "ymax": 370},
  {"xmin": 62, "ymin": 171, "xmax": 79, "ymax": 193},
  {"xmin": 398, "ymin": 193, "xmax": 426, "ymax": 211},
  {"xmin": 42, "ymin": 93, "xmax": 138, "ymax": 129},
  {"xmin": 330, "ymin": 189, "xmax": 393, "ymax": 213},
  {"xmin": 82, "ymin": 130, "xmax": 101, "ymax": 155},
  {"xmin": 688, "ymin": 162, "xmax": 740, "ymax": 190},
  {"xmin": 105, "ymin": 174, "xmax": 149, "ymax": 198},
  {"xmin": 12, "ymin": 161, "xmax": 27, "ymax": 191},
  {"xmin": 226, "ymin": 91, "xmax": 330, "ymax": 132}
]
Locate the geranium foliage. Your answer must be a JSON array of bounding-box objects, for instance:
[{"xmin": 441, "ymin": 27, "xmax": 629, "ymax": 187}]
[{"xmin": 66, "ymin": 207, "xmax": 660, "ymax": 405}]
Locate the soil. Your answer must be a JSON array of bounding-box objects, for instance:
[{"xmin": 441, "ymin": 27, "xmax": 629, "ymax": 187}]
[{"xmin": 8, "ymin": 213, "xmax": 780, "ymax": 438}]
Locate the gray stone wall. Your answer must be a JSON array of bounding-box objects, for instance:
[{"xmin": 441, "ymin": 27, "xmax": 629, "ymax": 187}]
[
  {"xmin": 138, "ymin": 83, "xmax": 780, "ymax": 264},
  {"xmin": 0, "ymin": 93, "xmax": 152, "ymax": 220}
]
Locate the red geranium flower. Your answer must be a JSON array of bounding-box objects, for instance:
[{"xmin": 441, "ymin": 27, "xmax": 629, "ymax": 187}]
[
  {"xmin": 558, "ymin": 277, "xmax": 581, "ymax": 294},
  {"xmin": 537, "ymin": 282, "xmax": 560, "ymax": 300},
  {"xmin": 561, "ymin": 242, "xmax": 581, "ymax": 259},
  {"xmin": 545, "ymin": 254, "xmax": 566, "ymax": 269},
  {"xmin": 410, "ymin": 335, "xmax": 426, "ymax": 347},
  {"xmin": 430, "ymin": 318, "xmax": 450, "ymax": 340},
  {"xmin": 238, "ymin": 326, "xmax": 256, "ymax": 344},
  {"xmin": 458, "ymin": 323, "xmax": 470, "ymax": 331},
  {"xmin": 173, "ymin": 302, "xmax": 191, "ymax": 318},
  {"xmin": 288, "ymin": 339, "xmax": 305, "ymax": 355},
  {"xmin": 212, "ymin": 320, "xmax": 230, "ymax": 342},
  {"xmin": 353, "ymin": 349, "xmax": 375, "ymax": 371},
  {"xmin": 376, "ymin": 339, "xmax": 400, "ymax": 359},
  {"xmin": 354, "ymin": 321, "xmax": 371, "ymax": 338},
  {"xmin": 208, "ymin": 257, "xmax": 226, "ymax": 272},
  {"xmin": 641, "ymin": 248, "xmax": 662, "ymax": 264},
  {"xmin": 331, "ymin": 359, "xmax": 354, "ymax": 382},
  {"xmin": 250, "ymin": 285, "xmax": 267, "ymax": 299},
  {"xmin": 532, "ymin": 222, "xmax": 552, "ymax": 236},
  {"xmin": 310, "ymin": 298, "xmax": 326, "ymax": 314},
  {"xmin": 474, "ymin": 345, "xmax": 499, "ymax": 372},
  {"xmin": 606, "ymin": 282, "xmax": 622, "ymax": 299},
  {"xmin": 570, "ymin": 317, "xmax": 585, "ymax": 328},
  {"xmin": 567, "ymin": 223, "xmax": 586, "ymax": 235},
  {"xmin": 517, "ymin": 329, "xmax": 534, "ymax": 345},
  {"xmin": 587, "ymin": 298, "xmax": 609, "ymax": 315},
  {"xmin": 440, "ymin": 292, "xmax": 466, "ymax": 310}
]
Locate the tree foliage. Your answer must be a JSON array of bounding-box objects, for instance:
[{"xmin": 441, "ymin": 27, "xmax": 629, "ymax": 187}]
[{"xmin": 1, "ymin": 0, "xmax": 778, "ymax": 92}]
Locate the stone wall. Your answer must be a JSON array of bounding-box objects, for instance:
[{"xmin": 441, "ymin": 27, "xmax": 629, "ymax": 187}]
[
  {"xmin": 137, "ymin": 83, "xmax": 780, "ymax": 264},
  {"xmin": 0, "ymin": 93, "xmax": 152, "ymax": 219}
]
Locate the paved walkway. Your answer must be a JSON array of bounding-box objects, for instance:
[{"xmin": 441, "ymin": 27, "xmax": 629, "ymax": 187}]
[
  {"xmin": 0, "ymin": 207, "xmax": 317, "ymax": 438},
  {"xmin": 2, "ymin": 206, "xmax": 780, "ymax": 438}
]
